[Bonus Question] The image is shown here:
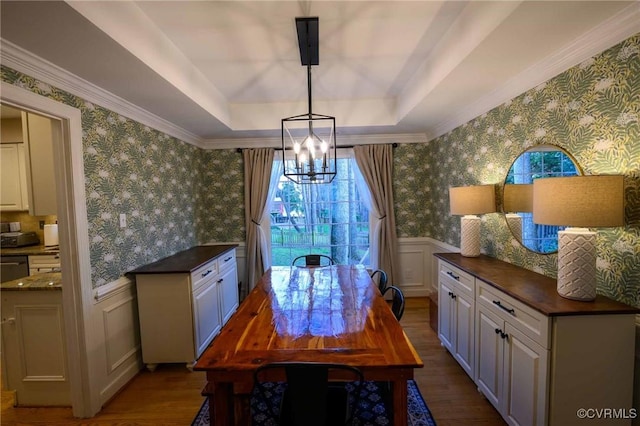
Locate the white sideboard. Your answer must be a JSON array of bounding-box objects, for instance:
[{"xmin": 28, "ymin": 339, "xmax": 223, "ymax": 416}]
[
  {"xmin": 130, "ymin": 245, "xmax": 238, "ymax": 371},
  {"xmin": 436, "ymin": 253, "xmax": 638, "ymax": 426}
]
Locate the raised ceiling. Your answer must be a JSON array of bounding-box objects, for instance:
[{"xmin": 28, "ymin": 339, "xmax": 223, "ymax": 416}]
[{"xmin": 1, "ymin": 1, "xmax": 639, "ymax": 148}]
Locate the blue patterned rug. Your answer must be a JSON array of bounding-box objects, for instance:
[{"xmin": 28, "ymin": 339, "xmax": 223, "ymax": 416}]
[{"xmin": 191, "ymin": 379, "xmax": 437, "ymax": 425}]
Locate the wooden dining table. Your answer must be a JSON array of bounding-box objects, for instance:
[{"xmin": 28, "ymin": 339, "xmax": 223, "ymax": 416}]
[{"xmin": 194, "ymin": 264, "xmax": 423, "ymax": 426}]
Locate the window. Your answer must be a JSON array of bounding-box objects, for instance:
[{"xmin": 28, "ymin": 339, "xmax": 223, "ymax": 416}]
[{"xmin": 268, "ymin": 155, "xmax": 370, "ymax": 266}]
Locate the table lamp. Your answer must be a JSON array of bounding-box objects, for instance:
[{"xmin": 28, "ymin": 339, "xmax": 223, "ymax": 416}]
[
  {"xmin": 533, "ymin": 175, "xmax": 624, "ymax": 301},
  {"xmin": 449, "ymin": 185, "xmax": 496, "ymax": 257},
  {"xmin": 503, "ymin": 184, "xmax": 533, "ymax": 242}
]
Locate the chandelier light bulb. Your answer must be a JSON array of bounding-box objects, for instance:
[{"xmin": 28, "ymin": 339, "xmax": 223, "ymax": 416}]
[
  {"xmin": 293, "ymin": 142, "xmax": 301, "ymax": 154},
  {"xmin": 320, "ymin": 140, "xmax": 328, "ymax": 153},
  {"xmin": 306, "ymin": 136, "xmax": 315, "ymax": 158}
]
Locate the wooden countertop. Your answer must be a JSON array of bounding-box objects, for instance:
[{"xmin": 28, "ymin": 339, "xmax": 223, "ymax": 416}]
[
  {"xmin": 128, "ymin": 245, "xmax": 238, "ymax": 275},
  {"xmin": 434, "ymin": 253, "xmax": 639, "ymax": 317},
  {"xmin": 1, "ymin": 272, "xmax": 62, "ymax": 291}
]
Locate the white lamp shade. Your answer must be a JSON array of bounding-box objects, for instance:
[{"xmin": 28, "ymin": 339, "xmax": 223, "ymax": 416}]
[
  {"xmin": 503, "ymin": 184, "xmax": 533, "ymax": 213},
  {"xmin": 449, "ymin": 185, "xmax": 496, "ymax": 215},
  {"xmin": 532, "ymin": 175, "xmax": 624, "ymax": 302},
  {"xmin": 449, "ymin": 185, "xmax": 495, "ymax": 257},
  {"xmin": 533, "ymin": 175, "xmax": 624, "ymax": 227}
]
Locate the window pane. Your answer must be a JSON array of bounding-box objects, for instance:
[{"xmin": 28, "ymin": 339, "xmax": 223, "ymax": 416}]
[{"xmin": 270, "ymin": 158, "xmax": 370, "ymax": 266}]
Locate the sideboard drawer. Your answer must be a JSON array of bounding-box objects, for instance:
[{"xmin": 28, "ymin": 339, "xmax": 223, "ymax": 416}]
[
  {"xmin": 477, "ymin": 280, "xmax": 550, "ymax": 348},
  {"xmin": 440, "ymin": 261, "xmax": 474, "ymax": 298},
  {"xmin": 191, "ymin": 260, "xmax": 218, "ymax": 292},
  {"xmin": 217, "ymin": 249, "xmax": 236, "ymax": 273}
]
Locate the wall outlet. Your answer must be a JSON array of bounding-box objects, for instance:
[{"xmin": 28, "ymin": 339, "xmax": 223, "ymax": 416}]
[
  {"xmin": 39, "ymin": 220, "xmax": 45, "ymax": 229},
  {"xmin": 119, "ymin": 214, "xmax": 127, "ymax": 228}
]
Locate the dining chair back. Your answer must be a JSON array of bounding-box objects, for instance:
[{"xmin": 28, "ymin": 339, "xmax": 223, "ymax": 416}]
[
  {"xmin": 382, "ymin": 285, "xmax": 405, "ymax": 321},
  {"xmin": 252, "ymin": 362, "xmax": 364, "ymax": 426},
  {"xmin": 292, "ymin": 254, "xmax": 335, "ymax": 267},
  {"xmin": 370, "ymin": 269, "xmax": 388, "ymax": 293}
]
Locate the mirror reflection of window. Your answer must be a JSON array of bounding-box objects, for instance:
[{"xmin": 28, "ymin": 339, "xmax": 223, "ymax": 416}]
[{"xmin": 503, "ymin": 145, "xmax": 581, "ymax": 254}]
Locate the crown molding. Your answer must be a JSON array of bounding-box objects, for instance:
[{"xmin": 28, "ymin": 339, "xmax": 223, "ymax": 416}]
[
  {"xmin": 202, "ymin": 132, "xmax": 428, "ymax": 150},
  {"xmin": 0, "ymin": 39, "xmax": 204, "ymax": 147},
  {"xmin": 430, "ymin": 2, "xmax": 640, "ymax": 140}
]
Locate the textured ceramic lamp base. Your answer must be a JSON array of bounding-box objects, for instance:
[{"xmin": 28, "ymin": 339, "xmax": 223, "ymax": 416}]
[
  {"xmin": 557, "ymin": 228, "xmax": 597, "ymax": 301},
  {"xmin": 460, "ymin": 215, "xmax": 481, "ymax": 257},
  {"xmin": 505, "ymin": 213, "xmax": 522, "ymax": 242}
]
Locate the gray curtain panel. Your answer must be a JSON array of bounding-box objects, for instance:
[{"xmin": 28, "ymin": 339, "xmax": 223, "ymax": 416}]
[
  {"xmin": 353, "ymin": 144, "xmax": 400, "ymax": 286},
  {"xmin": 242, "ymin": 148, "xmax": 275, "ymax": 299}
]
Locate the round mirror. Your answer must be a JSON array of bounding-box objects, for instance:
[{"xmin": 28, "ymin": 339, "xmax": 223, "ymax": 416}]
[{"xmin": 502, "ymin": 145, "xmax": 582, "ymax": 254}]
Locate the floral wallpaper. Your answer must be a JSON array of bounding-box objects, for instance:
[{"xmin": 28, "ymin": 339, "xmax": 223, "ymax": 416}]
[
  {"xmin": 394, "ymin": 34, "xmax": 640, "ymax": 307},
  {"xmin": 195, "ymin": 149, "xmax": 244, "ymax": 243},
  {"xmin": 1, "ymin": 67, "xmax": 199, "ymax": 286},
  {"xmin": 2, "ymin": 33, "xmax": 638, "ymax": 307}
]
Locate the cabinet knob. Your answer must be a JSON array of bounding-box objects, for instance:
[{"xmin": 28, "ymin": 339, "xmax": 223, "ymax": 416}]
[
  {"xmin": 1, "ymin": 317, "xmax": 16, "ymax": 325},
  {"xmin": 202, "ymin": 269, "xmax": 213, "ymax": 278},
  {"xmin": 217, "ymin": 278, "xmax": 224, "ymax": 284},
  {"xmin": 446, "ymin": 271, "xmax": 460, "ymax": 280}
]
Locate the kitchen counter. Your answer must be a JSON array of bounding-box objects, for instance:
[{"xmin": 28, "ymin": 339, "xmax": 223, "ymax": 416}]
[
  {"xmin": 0, "ymin": 245, "xmax": 60, "ymax": 256},
  {"xmin": 0, "ymin": 272, "xmax": 62, "ymax": 290}
]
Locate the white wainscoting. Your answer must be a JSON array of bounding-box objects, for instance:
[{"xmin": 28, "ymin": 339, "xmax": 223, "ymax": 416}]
[
  {"xmin": 92, "ymin": 276, "xmax": 142, "ymax": 406},
  {"xmin": 396, "ymin": 237, "xmax": 457, "ymax": 298}
]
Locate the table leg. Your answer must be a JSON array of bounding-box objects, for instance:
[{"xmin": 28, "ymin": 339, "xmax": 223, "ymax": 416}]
[
  {"xmin": 234, "ymin": 393, "xmax": 251, "ymax": 426},
  {"xmin": 392, "ymin": 379, "xmax": 408, "ymax": 426},
  {"xmin": 212, "ymin": 382, "xmax": 234, "ymax": 426}
]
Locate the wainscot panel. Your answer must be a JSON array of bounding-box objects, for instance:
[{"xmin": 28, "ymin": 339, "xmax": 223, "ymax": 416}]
[{"xmin": 92, "ymin": 277, "xmax": 142, "ymax": 405}]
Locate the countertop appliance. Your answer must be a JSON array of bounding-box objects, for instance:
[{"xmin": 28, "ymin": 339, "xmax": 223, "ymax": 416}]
[
  {"xmin": 44, "ymin": 224, "xmax": 59, "ymax": 247},
  {"xmin": 1, "ymin": 232, "xmax": 40, "ymax": 248},
  {"xmin": 0, "ymin": 254, "xmax": 29, "ymax": 283}
]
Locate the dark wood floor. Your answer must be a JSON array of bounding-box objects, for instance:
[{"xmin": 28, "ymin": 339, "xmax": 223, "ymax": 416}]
[{"xmin": 1, "ymin": 297, "xmax": 505, "ymax": 425}]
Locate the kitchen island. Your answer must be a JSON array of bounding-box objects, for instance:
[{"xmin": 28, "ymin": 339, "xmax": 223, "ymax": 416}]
[
  {"xmin": 1, "ymin": 271, "xmax": 69, "ymax": 406},
  {"xmin": 1, "ymin": 271, "xmax": 61, "ymax": 290}
]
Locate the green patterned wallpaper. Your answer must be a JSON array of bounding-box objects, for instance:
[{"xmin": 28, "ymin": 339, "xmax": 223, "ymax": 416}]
[
  {"xmin": 1, "ymin": 67, "xmax": 199, "ymax": 286},
  {"xmin": 394, "ymin": 34, "xmax": 640, "ymax": 307},
  {"xmin": 2, "ymin": 34, "xmax": 638, "ymax": 306},
  {"xmin": 195, "ymin": 149, "xmax": 245, "ymax": 243}
]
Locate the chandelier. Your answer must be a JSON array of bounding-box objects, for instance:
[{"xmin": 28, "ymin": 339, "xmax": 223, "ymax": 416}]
[{"xmin": 282, "ymin": 17, "xmax": 336, "ymax": 184}]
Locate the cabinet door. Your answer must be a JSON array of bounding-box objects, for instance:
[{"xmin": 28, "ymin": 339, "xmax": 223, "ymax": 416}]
[
  {"xmin": 192, "ymin": 279, "xmax": 222, "ymax": 358},
  {"xmin": 454, "ymin": 292, "xmax": 475, "ymax": 378},
  {"xmin": 437, "ymin": 279, "xmax": 455, "ymax": 352},
  {"xmin": 218, "ymin": 265, "xmax": 238, "ymax": 324},
  {"xmin": 476, "ymin": 304, "xmax": 503, "ymax": 408},
  {"xmin": 0, "ymin": 144, "xmax": 27, "ymax": 211},
  {"xmin": 503, "ymin": 324, "xmax": 548, "ymax": 426},
  {"xmin": 22, "ymin": 112, "xmax": 57, "ymax": 216},
  {"xmin": 0, "ymin": 291, "xmax": 70, "ymax": 405}
]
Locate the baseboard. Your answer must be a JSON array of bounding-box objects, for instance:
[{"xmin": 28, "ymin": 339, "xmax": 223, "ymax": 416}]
[{"xmin": 99, "ymin": 358, "xmax": 143, "ymax": 407}]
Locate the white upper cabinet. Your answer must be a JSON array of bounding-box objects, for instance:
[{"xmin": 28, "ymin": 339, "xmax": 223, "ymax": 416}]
[
  {"xmin": 22, "ymin": 112, "xmax": 58, "ymax": 216},
  {"xmin": 0, "ymin": 143, "xmax": 29, "ymax": 211},
  {"xmin": 0, "ymin": 112, "xmax": 58, "ymax": 215}
]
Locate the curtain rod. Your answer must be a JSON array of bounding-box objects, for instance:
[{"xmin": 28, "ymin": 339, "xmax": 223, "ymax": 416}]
[{"xmin": 236, "ymin": 142, "xmax": 398, "ymax": 153}]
